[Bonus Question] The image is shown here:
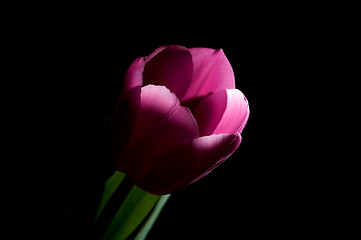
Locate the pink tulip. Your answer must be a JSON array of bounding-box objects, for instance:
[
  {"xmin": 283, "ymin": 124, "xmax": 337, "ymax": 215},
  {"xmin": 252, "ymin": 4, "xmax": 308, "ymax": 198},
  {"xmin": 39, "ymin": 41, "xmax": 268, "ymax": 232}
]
[{"xmin": 108, "ymin": 45, "xmax": 249, "ymax": 195}]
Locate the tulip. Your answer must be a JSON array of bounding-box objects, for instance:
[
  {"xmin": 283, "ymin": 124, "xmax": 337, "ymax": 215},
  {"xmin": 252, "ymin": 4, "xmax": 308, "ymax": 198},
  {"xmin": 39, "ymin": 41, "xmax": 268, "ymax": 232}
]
[{"xmin": 108, "ymin": 45, "xmax": 249, "ymax": 195}]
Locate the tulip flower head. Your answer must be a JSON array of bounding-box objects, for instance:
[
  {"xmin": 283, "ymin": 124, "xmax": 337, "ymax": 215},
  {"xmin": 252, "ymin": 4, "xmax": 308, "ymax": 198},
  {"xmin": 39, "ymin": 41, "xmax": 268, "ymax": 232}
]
[{"xmin": 108, "ymin": 45, "xmax": 249, "ymax": 195}]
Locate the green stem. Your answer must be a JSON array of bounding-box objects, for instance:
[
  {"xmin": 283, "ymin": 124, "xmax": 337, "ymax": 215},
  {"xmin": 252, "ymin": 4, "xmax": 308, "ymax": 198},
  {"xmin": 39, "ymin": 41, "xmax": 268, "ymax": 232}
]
[
  {"xmin": 92, "ymin": 171, "xmax": 171, "ymax": 240},
  {"xmin": 133, "ymin": 194, "xmax": 171, "ymax": 240},
  {"xmin": 92, "ymin": 176, "xmax": 134, "ymax": 240}
]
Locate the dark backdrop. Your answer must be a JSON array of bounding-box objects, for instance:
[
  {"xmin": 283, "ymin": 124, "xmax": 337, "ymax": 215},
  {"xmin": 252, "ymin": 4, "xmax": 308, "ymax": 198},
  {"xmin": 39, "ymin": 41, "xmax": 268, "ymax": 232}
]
[{"xmin": 27, "ymin": 8, "xmax": 356, "ymax": 239}]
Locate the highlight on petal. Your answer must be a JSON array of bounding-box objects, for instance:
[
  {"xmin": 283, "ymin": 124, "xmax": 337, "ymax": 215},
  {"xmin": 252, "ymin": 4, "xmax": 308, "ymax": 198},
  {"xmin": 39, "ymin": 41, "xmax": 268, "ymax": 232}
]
[
  {"xmin": 182, "ymin": 48, "xmax": 235, "ymax": 103},
  {"xmin": 118, "ymin": 85, "xmax": 199, "ymax": 175},
  {"xmin": 213, "ymin": 89, "xmax": 249, "ymax": 135},
  {"xmin": 142, "ymin": 45, "xmax": 193, "ymax": 101},
  {"xmin": 133, "ymin": 133, "xmax": 241, "ymax": 195},
  {"xmin": 192, "ymin": 89, "xmax": 250, "ymax": 136}
]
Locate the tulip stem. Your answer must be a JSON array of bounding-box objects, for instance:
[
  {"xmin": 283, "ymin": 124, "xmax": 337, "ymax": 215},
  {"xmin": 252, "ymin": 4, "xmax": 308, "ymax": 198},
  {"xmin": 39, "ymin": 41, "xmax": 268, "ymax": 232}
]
[{"xmin": 92, "ymin": 176, "xmax": 133, "ymax": 240}]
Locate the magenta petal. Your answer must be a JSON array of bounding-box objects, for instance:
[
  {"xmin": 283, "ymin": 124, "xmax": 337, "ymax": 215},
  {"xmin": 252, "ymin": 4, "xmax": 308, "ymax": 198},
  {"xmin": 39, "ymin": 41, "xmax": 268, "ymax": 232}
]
[
  {"xmin": 122, "ymin": 45, "xmax": 171, "ymax": 95},
  {"xmin": 118, "ymin": 85, "xmax": 199, "ymax": 174},
  {"xmin": 133, "ymin": 133, "xmax": 241, "ymax": 195},
  {"xmin": 122, "ymin": 57, "xmax": 146, "ymax": 95},
  {"xmin": 192, "ymin": 89, "xmax": 227, "ymax": 136},
  {"xmin": 142, "ymin": 45, "xmax": 193, "ymax": 101},
  {"xmin": 212, "ymin": 89, "xmax": 250, "ymax": 135},
  {"xmin": 182, "ymin": 48, "xmax": 235, "ymax": 103},
  {"xmin": 192, "ymin": 89, "xmax": 250, "ymax": 136}
]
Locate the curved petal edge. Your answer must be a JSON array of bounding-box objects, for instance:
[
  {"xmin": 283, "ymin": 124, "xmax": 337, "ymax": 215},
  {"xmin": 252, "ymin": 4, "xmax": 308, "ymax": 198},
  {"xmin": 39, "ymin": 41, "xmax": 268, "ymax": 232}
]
[{"xmin": 132, "ymin": 133, "xmax": 241, "ymax": 195}]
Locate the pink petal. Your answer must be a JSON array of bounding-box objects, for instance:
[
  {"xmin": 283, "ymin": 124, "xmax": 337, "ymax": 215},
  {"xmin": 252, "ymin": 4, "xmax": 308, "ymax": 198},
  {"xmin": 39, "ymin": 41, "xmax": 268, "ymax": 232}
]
[
  {"xmin": 117, "ymin": 85, "xmax": 199, "ymax": 175},
  {"xmin": 122, "ymin": 45, "xmax": 170, "ymax": 95},
  {"xmin": 122, "ymin": 57, "xmax": 146, "ymax": 95},
  {"xmin": 142, "ymin": 45, "xmax": 193, "ymax": 101},
  {"xmin": 146, "ymin": 45, "xmax": 169, "ymax": 60},
  {"xmin": 182, "ymin": 48, "xmax": 235, "ymax": 103},
  {"xmin": 192, "ymin": 89, "xmax": 250, "ymax": 136},
  {"xmin": 213, "ymin": 89, "xmax": 250, "ymax": 135},
  {"xmin": 133, "ymin": 133, "xmax": 241, "ymax": 195}
]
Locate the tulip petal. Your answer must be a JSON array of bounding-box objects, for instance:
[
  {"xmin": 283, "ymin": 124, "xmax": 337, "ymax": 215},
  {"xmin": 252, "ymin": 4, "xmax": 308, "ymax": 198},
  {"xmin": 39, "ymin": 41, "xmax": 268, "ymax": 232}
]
[
  {"xmin": 122, "ymin": 45, "xmax": 170, "ymax": 95},
  {"xmin": 118, "ymin": 85, "xmax": 199, "ymax": 175},
  {"xmin": 182, "ymin": 48, "xmax": 235, "ymax": 103},
  {"xmin": 192, "ymin": 89, "xmax": 250, "ymax": 136},
  {"xmin": 133, "ymin": 133, "xmax": 241, "ymax": 195},
  {"xmin": 142, "ymin": 45, "xmax": 193, "ymax": 101},
  {"xmin": 123, "ymin": 57, "xmax": 146, "ymax": 95}
]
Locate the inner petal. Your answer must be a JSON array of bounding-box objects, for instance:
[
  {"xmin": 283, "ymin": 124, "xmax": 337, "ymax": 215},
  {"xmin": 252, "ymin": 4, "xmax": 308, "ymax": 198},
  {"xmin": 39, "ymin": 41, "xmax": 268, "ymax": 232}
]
[
  {"xmin": 192, "ymin": 90, "xmax": 227, "ymax": 136},
  {"xmin": 142, "ymin": 45, "xmax": 193, "ymax": 101}
]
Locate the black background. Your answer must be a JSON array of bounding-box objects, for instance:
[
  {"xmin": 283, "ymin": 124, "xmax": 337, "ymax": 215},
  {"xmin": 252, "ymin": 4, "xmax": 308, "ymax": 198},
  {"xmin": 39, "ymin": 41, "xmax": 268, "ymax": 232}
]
[{"xmin": 18, "ymin": 6, "xmax": 356, "ymax": 239}]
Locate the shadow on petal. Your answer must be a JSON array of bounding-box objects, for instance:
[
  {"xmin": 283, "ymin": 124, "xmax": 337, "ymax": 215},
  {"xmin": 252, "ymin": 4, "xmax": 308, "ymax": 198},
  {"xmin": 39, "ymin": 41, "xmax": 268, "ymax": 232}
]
[
  {"xmin": 134, "ymin": 133, "xmax": 241, "ymax": 195},
  {"xmin": 143, "ymin": 45, "xmax": 193, "ymax": 101}
]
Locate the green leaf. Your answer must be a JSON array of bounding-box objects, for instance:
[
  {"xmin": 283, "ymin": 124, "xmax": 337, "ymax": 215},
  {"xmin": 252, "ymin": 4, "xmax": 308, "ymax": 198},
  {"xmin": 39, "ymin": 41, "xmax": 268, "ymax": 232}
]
[
  {"xmin": 133, "ymin": 194, "xmax": 171, "ymax": 240},
  {"xmin": 94, "ymin": 171, "xmax": 126, "ymax": 222},
  {"xmin": 103, "ymin": 186, "xmax": 160, "ymax": 240}
]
